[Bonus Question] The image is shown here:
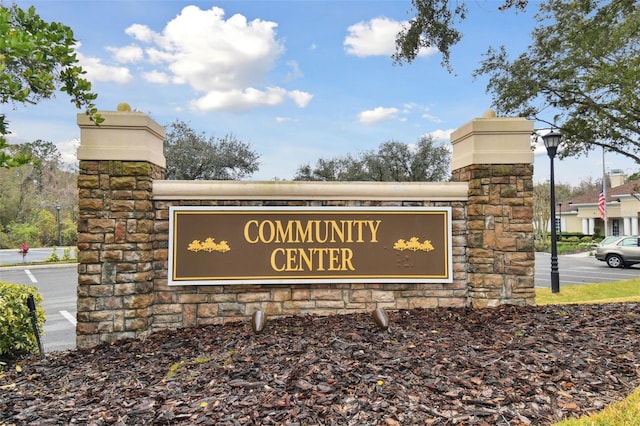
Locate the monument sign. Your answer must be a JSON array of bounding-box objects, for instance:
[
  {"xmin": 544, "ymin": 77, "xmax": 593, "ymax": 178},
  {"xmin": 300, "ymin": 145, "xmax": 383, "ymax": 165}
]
[{"xmin": 168, "ymin": 206, "xmax": 452, "ymax": 285}]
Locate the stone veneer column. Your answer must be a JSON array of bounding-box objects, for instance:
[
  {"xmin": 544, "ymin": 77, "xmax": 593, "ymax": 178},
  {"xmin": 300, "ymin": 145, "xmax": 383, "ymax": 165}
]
[
  {"xmin": 450, "ymin": 110, "xmax": 535, "ymax": 307},
  {"xmin": 76, "ymin": 108, "xmax": 165, "ymax": 348}
]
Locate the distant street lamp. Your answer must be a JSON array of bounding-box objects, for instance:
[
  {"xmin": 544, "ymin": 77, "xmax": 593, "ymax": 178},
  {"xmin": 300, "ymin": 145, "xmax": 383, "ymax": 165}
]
[
  {"xmin": 543, "ymin": 130, "xmax": 563, "ymax": 293},
  {"xmin": 558, "ymin": 200, "xmax": 563, "ymax": 241},
  {"xmin": 56, "ymin": 204, "xmax": 62, "ymax": 246}
]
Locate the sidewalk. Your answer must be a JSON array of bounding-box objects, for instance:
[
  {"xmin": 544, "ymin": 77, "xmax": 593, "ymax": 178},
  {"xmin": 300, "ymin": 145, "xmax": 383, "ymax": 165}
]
[
  {"xmin": 537, "ymin": 249, "xmax": 595, "ymax": 257},
  {"xmin": 564, "ymin": 250, "xmax": 595, "ymax": 257}
]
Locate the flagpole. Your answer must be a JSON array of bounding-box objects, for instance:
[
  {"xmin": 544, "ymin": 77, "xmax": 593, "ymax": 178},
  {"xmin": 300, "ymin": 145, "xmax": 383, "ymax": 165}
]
[{"xmin": 602, "ymin": 147, "xmax": 608, "ymax": 236}]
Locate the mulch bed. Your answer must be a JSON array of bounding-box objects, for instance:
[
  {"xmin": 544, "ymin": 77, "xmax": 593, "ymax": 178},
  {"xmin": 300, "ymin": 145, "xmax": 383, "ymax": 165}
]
[{"xmin": 1, "ymin": 303, "xmax": 639, "ymax": 425}]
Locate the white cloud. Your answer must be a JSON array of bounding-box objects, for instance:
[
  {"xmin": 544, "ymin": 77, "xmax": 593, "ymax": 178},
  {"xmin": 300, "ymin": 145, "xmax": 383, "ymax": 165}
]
[
  {"xmin": 118, "ymin": 5, "xmax": 311, "ymax": 111},
  {"xmin": 57, "ymin": 138, "xmax": 80, "ymax": 166},
  {"xmin": 345, "ymin": 17, "xmax": 401, "ymax": 57},
  {"xmin": 344, "ymin": 17, "xmax": 437, "ymax": 58},
  {"xmin": 145, "ymin": 47, "xmax": 174, "ymax": 65},
  {"xmin": 422, "ymin": 113, "xmax": 443, "ymax": 124},
  {"xmin": 142, "ymin": 70, "xmax": 171, "ymax": 84},
  {"xmin": 402, "ymin": 102, "xmax": 419, "ymax": 113},
  {"xmin": 159, "ymin": 6, "xmax": 283, "ymax": 92},
  {"xmin": 344, "ymin": 18, "xmax": 402, "ymax": 57},
  {"xmin": 288, "ymin": 90, "xmax": 313, "ymax": 108},
  {"xmin": 125, "ymin": 23, "xmax": 155, "ymax": 43},
  {"xmin": 190, "ymin": 87, "xmax": 287, "ymax": 111},
  {"xmin": 402, "ymin": 102, "xmax": 442, "ymax": 123},
  {"xmin": 276, "ymin": 116, "xmax": 299, "ymax": 123},
  {"xmin": 107, "ymin": 44, "xmax": 144, "ymax": 63},
  {"xmin": 425, "ymin": 129, "xmax": 455, "ymax": 142},
  {"xmin": 286, "ymin": 60, "xmax": 303, "ymax": 80},
  {"xmin": 358, "ymin": 106, "xmax": 399, "ymax": 124},
  {"xmin": 78, "ymin": 54, "xmax": 133, "ymax": 83}
]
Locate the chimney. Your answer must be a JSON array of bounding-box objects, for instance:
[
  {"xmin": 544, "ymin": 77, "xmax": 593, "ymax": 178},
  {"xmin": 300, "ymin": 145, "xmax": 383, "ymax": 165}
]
[{"xmin": 610, "ymin": 169, "xmax": 625, "ymax": 188}]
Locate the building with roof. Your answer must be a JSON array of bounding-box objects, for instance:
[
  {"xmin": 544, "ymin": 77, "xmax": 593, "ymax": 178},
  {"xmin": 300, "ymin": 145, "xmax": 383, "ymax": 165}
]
[{"xmin": 559, "ymin": 170, "xmax": 640, "ymax": 237}]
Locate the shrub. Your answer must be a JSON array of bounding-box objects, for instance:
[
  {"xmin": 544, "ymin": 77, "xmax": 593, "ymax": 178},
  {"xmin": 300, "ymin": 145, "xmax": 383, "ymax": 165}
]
[
  {"xmin": 45, "ymin": 247, "xmax": 60, "ymax": 262},
  {"xmin": 62, "ymin": 247, "xmax": 74, "ymax": 261},
  {"xmin": 0, "ymin": 281, "xmax": 46, "ymax": 360},
  {"xmin": 535, "ymin": 239, "xmax": 548, "ymax": 251},
  {"xmin": 5, "ymin": 222, "xmax": 39, "ymax": 247}
]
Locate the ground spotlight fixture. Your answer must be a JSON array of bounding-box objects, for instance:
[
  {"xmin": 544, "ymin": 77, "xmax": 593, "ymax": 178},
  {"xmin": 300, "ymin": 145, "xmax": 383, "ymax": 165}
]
[
  {"xmin": 251, "ymin": 310, "xmax": 267, "ymax": 334},
  {"xmin": 372, "ymin": 307, "xmax": 389, "ymax": 330}
]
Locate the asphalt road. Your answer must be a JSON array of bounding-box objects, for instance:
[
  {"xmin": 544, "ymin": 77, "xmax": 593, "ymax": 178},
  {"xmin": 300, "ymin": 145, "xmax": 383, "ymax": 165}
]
[
  {"xmin": 0, "ymin": 247, "xmax": 76, "ymax": 266},
  {"xmin": 1, "ymin": 251, "xmax": 639, "ymax": 354}
]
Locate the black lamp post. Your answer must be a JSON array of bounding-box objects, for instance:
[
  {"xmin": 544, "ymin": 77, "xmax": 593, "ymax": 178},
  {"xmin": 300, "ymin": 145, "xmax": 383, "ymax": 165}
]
[
  {"xmin": 542, "ymin": 130, "xmax": 562, "ymax": 293},
  {"xmin": 56, "ymin": 204, "xmax": 62, "ymax": 247},
  {"xmin": 558, "ymin": 200, "xmax": 563, "ymax": 241}
]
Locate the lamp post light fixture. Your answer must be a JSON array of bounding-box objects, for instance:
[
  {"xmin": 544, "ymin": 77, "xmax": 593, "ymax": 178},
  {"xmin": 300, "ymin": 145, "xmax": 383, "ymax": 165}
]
[
  {"xmin": 542, "ymin": 130, "xmax": 563, "ymax": 293},
  {"xmin": 56, "ymin": 204, "xmax": 62, "ymax": 247}
]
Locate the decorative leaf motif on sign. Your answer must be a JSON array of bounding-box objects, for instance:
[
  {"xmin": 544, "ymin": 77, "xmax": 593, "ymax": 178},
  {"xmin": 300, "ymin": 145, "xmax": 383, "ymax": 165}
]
[
  {"xmin": 187, "ymin": 238, "xmax": 231, "ymax": 253},
  {"xmin": 393, "ymin": 237, "xmax": 434, "ymax": 252}
]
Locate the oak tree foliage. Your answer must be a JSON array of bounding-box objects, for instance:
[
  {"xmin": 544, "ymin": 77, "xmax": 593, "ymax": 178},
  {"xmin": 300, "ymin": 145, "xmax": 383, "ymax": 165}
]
[
  {"xmin": 475, "ymin": 0, "xmax": 640, "ymax": 163},
  {"xmin": 163, "ymin": 120, "xmax": 260, "ymax": 180},
  {"xmin": 294, "ymin": 135, "xmax": 450, "ymax": 182},
  {"xmin": 0, "ymin": 4, "xmax": 101, "ymax": 168},
  {"xmin": 396, "ymin": 0, "xmax": 639, "ymax": 169},
  {"xmin": 393, "ymin": 0, "xmax": 528, "ymax": 70}
]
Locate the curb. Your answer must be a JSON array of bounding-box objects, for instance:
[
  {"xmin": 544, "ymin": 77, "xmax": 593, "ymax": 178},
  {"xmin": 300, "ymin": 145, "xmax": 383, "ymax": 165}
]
[{"xmin": 0, "ymin": 263, "xmax": 78, "ymax": 271}]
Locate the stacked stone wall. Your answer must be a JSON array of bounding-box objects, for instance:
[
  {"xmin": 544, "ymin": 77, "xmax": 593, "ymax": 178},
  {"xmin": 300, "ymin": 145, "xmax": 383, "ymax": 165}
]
[
  {"xmin": 148, "ymin": 200, "xmax": 469, "ymax": 333},
  {"xmin": 451, "ymin": 164, "xmax": 535, "ymax": 308},
  {"xmin": 77, "ymin": 160, "xmax": 164, "ymax": 347},
  {"xmin": 75, "ymin": 110, "xmax": 535, "ymax": 349}
]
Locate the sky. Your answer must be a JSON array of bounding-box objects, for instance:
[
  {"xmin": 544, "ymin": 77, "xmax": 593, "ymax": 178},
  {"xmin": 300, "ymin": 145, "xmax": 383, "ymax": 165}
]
[{"xmin": 4, "ymin": 0, "xmax": 638, "ymax": 185}]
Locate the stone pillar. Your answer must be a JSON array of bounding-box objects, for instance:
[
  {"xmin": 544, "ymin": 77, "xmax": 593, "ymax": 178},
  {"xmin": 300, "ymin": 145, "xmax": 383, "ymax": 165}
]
[
  {"xmin": 76, "ymin": 108, "xmax": 165, "ymax": 348},
  {"xmin": 450, "ymin": 110, "xmax": 535, "ymax": 307}
]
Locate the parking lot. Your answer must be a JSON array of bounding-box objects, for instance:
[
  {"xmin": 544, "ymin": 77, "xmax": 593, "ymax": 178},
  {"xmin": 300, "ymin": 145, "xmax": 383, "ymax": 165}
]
[{"xmin": 535, "ymin": 251, "xmax": 640, "ymax": 287}]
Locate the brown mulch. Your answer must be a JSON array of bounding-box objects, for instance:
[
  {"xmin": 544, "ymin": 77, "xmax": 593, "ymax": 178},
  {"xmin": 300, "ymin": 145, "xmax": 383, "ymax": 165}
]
[{"xmin": 1, "ymin": 304, "xmax": 639, "ymax": 425}]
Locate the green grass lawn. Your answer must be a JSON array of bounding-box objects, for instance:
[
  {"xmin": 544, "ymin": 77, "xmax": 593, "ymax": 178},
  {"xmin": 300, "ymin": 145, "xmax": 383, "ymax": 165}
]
[
  {"xmin": 536, "ymin": 278, "xmax": 640, "ymax": 305},
  {"xmin": 536, "ymin": 279, "xmax": 640, "ymax": 426},
  {"xmin": 552, "ymin": 386, "xmax": 640, "ymax": 426}
]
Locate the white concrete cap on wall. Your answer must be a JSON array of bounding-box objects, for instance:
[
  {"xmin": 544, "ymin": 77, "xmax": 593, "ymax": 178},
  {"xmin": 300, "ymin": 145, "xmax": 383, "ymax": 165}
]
[
  {"xmin": 153, "ymin": 180, "xmax": 469, "ymax": 201},
  {"xmin": 77, "ymin": 109, "xmax": 166, "ymax": 168},
  {"xmin": 450, "ymin": 109, "xmax": 534, "ymax": 171}
]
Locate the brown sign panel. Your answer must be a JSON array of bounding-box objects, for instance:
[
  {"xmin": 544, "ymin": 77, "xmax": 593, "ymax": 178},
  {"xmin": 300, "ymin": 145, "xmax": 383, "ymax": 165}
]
[{"xmin": 168, "ymin": 207, "xmax": 452, "ymax": 285}]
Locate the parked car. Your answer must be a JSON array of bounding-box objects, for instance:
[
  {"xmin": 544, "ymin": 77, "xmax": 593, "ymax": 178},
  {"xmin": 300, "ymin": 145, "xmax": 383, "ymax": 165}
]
[{"xmin": 595, "ymin": 235, "xmax": 640, "ymax": 268}]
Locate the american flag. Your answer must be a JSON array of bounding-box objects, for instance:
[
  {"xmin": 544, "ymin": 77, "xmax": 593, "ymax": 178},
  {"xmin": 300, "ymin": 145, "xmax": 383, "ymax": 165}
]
[{"xmin": 598, "ymin": 185, "xmax": 606, "ymax": 221}]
